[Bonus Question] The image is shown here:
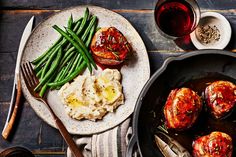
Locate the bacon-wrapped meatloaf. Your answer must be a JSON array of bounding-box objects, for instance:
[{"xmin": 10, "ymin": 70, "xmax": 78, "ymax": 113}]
[
  {"xmin": 164, "ymin": 87, "xmax": 202, "ymax": 130},
  {"xmin": 205, "ymin": 80, "xmax": 236, "ymax": 119},
  {"xmin": 192, "ymin": 131, "xmax": 233, "ymax": 157}
]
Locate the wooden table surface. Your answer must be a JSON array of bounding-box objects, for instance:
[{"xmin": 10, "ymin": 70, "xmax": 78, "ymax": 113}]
[{"xmin": 1, "ymin": 0, "xmax": 236, "ymax": 156}]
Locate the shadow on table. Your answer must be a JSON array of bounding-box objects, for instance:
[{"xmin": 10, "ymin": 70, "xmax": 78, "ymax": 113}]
[
  {"xmin": 225, "ymin": 33, "xmax": 235, "ymax": 52},
  {"xmin": 175, "ymin": 34, "xmax": 235, "ymax": 52},
  {"xmin": 174, "ymin": 35, "xmax": 197, "ymax": 51}
]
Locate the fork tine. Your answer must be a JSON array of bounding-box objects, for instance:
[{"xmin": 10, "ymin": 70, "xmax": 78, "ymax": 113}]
[
  {"xmin": 29, "ymin": 62, "xmax": 39, "ymax": 85},
  {"xmin": 26, "ymin": 62, "xmax": 38, "ymax": 86},
  {"xmin": 21, "ymin": 63, "xmax": 32, "ymax": 88},
  {"xmin": 24, "ymin": 62, "xmax": 35, "ymax": 87}
]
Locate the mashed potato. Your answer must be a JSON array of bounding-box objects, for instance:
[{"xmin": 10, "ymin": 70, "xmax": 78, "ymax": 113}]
[{"xmin": 58, "ymin": 69, "xmax": 124, "ymax": 121}]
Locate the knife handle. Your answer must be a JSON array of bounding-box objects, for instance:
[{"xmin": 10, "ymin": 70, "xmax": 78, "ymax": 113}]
[{"xmin": 2, "ymin": 76, "xmax": 22, "ymax": 140}]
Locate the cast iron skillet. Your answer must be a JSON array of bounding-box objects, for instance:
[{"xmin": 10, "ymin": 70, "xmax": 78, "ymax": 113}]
[{"xmin": 126, "ymin": 50, "xmax": 236, "ymax": 157}]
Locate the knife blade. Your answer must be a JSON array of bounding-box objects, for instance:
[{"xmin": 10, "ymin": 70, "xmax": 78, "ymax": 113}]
[{"xmin": 2, "ymin": 16, "xmax": 34, "ymax": 139}]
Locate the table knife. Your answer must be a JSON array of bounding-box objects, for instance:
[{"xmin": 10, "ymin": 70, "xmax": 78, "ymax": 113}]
[{"xmin": 2, "ymin": 16, "xmax": 34, "ymax": 139}]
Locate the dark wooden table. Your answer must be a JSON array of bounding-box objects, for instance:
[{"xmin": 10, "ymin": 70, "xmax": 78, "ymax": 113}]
[{"xmin": 1, "ymin": 1, "xmax": 236, "ymax": 156}]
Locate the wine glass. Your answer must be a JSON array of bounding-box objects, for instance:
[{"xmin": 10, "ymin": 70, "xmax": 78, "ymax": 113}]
[{"xmin": 154, "ymin": 0, "xmax": 200, "ymax": 39}]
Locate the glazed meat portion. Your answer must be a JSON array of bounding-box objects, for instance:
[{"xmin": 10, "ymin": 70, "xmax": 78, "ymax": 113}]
[
  {"xmin": 205, "ymin": 80, "xmax": 236, "ymax": 119},
  {"xmin": 192, "ymin": 131, "xmax": 233, "ymax": 157},
  {"xmin": 90, "ymin": 27, "xmax": 132, "ymax": 65},
  {"xmin": 164, "ymin": 88, "xmax": 202, "ymax": 130}
]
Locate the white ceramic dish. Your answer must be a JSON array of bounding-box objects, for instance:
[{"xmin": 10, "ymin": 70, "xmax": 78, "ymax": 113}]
[
  {"xmin": 190, "ymin": 12, "xmax": 232, "ymax": 49},
  {"xmin": 21, "ymin": 6, "xmax": 150, "ymax": 135}
]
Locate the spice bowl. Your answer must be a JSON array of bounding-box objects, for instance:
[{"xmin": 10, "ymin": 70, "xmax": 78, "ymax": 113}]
[{"xmin": 190, "ymin": 12, "xmax": 232, "ymax": 49}]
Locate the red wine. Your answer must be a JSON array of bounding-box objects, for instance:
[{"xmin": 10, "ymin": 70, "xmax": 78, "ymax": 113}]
[{"xmin": 155, "ymin": 0, "xmax": 195, "ymax": 37}]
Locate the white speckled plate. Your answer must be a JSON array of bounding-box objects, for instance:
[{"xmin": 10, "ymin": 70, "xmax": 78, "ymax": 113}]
[{"xmin": 21, "ymin": 6, "xmax": 150, "ymax": 135}]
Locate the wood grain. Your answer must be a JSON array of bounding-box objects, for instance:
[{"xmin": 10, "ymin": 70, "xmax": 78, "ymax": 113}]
[
  {"xmin": 0, "ymin": 101, "xmax": 66, "ymax": 153},
  {"xmin": 1, "ymin": 9, "xmax": 236, "ymax": 54},
  {"xmin": 1, "ymin": 0, "xmax": 236, "ymax": 10},
  {"xmin": 32, "ymin": 150, "xmax": 65, "ymax": 155},
  {"xmin": 0, "ymin": 11, "xmax": 52, "ymax": 53},
  {"xmin": 0, "ymin": 53, "xmax": 15, "ymax": 102}
]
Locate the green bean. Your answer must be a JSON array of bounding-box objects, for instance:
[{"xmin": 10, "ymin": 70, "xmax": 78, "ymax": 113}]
[
  {"xmin": 76, "ymin": 8, "xmax": 89, "ymax": 36},
  {"xmin": 76, "ymin": 56, "xmax": 83, "ymax": 69},
  {"xmin": 50, "ymin": 50, "xmax": 76, "ymax": 88},
  {"xmin": 52, "ymin": 25, "xmax": 92, "ymax": 72},
  {"xmin": 33, "ymin": 15, "xmax": 71, "ymax": 66},
  {"xmin": 59, "ymin": 55, "xmax": 76, "ymax": 81},
  {"xmin": 51, "ymin": 50, "xmax": 75, "ymax": 83},
  {"xmin": 60, "ymin": 47, "xmax": 74, "ymax": 66},
  {"xmin": 34, "ymin": 52, "xmax": 50, "ymax": 72},
  {"xmin": 34, "ymin": 40, "xmax": 58, "ymax": 71},
  {"xmin": 68, "ymin": 14, "xmax": 73, "ymax": 29},
  {"xmin": 34, "ymin": 38, "xmax": 67, "ymax": 72},
  {"xmin": 64, "ymin": 18, "xmax": 83, "ymax": 51},
  {"xmin": 74, "ymin": 18, "xmax": 83, "ymax": 31},
  {"xmin": 57, "ymin": 68, "xmax": 67, "ymax": 82},
  {"xmin": 49, "ymin": 52, "xmax": 74, "ymax": 87},
  {"xmin": 39, "ymin": 77, "xmax": 53, "ymax": 97},
  {"xmin": 81, "ymin": 16, "xmax": 97, "ymax": 41},
  {"xmin": 39, "ymin": 71, "xmax": 60, "ymax": 96},
  {"xmin": 33, "ymin": 16, "xmax": 80, "ymax": 66},
  {"xmin": 67, "ymin": 54, "xmax": 81, "ymax": 77},
  {"xmin": 60, "ymin": 51, "xmax": 76, "ymax": 69},
  {"xmin": 64, "ymin": 43, "xmax": 72, "ymax": 53},
  {"xmin": 48, "ymin": 61, "xmax": 86, "ymax": 88},
  {"xmin": 40, "ymin": 66, "xmax": 44, "ymax": 80},
  {"xmin": 39, "ymin": 83, "xmax": 48, "ymax": 97},
  {"xmin": 54, "ymin": 67, "xmax": 65, "ymax": 82},
  {"xmin": 62, "ymin": 15, "xmax": 73, "ymax": 50},
  {"xmin": 32, "ymin": 36, "xmax": 63, "ymax": 65},
  {"xmin": 34, "ymin": 48, "xmax": 63, "ymax": 91},
  {"xmin": 85, "ymin": 24, "xmax": 96, "ymax": 47},
  {"xmin": 57, "ymin": 70, "xmax": 67, "ymax": 82},
  {"xmin": 36, "ymin": 68, "xmax": 43, "ymax": 78},
  {"xmin": 41, "ymin": 44, "xmax": 61, "ymax": 78},
  {"xmin": 66, "ymin": 28, "xmax": 97, "ymax": 69},
  {"xmin": 49, "ymin": 67, "xmax": 65, "ymax": 90}
]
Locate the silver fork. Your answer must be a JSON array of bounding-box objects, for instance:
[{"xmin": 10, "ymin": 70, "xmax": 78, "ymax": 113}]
[{"xmin": 21, "ymin": 62, "xmax": 83, "ymax": 157}]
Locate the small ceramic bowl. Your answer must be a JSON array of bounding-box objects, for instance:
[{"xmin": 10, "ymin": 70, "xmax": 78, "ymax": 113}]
[{"xmin": 190, "ymin": 12, "xmax": 232, "ymax": 49}]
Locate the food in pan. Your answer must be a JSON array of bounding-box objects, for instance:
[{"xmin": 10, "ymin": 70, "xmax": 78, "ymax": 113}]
[
  {"xmin": 90, "ymin": 27, "xmax": 132, "ymax": 65},
  {"xmin": 205, "ymin": 80, "xmax": 236, "ymax": 119},
  {"xmin": 164, "ymin": 87, "xmax": 202, "ymax": 130},
  {"xmin": 192, "ymin": 131, "xmax": 233, "ymax": 157},
  {"xmin": 58, "ymin": 69, "xmax": 124, "ymax": 121}
]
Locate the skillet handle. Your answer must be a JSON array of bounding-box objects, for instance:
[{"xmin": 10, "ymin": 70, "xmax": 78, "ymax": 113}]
[{"xmin": 126, "ymin": 134, "xmax": 138, "ymax": 157}]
